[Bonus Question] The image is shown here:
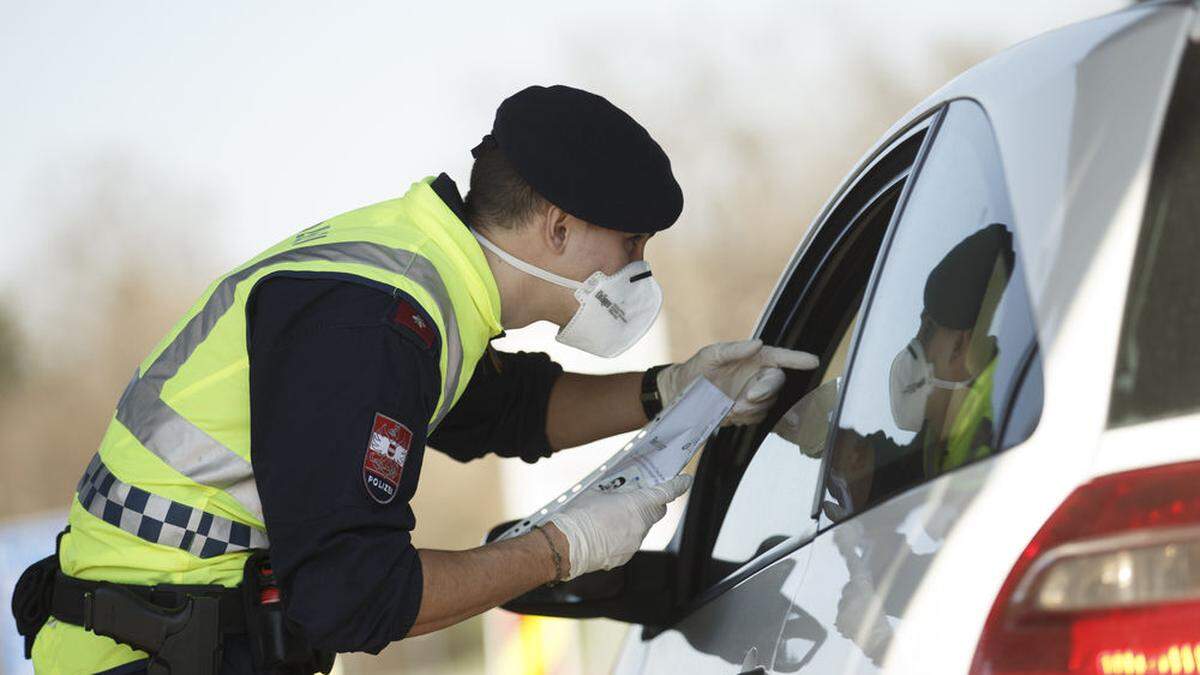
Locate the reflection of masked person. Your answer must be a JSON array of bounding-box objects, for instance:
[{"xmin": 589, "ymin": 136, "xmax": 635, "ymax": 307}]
[
  {"xmin": 887, "ymin": 222, "xmax": 1015, "ymax": 477},
  {"xmin": 827, "ymin": 224, "xmax": 1017, "ymax": 518}
]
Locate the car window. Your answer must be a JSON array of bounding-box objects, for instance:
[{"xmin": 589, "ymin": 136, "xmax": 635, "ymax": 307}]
[
  {"xmin": 1109, "ymin": 40, "xmax": 1200, "ymax": 427},
  {"xmin": 822, "ymin": 100, "xmax": 1042, "ymax": 522},
  {"xmin": 684, "ymin": 119, "xmax": 935, "ymax": 597},
  {"xmin": 703, "ymin": 182, "xmax": 904, "ymax": 582},
  {"xmin": 709, "ymin": 323, "xmax": 854, "ymax": 565}
]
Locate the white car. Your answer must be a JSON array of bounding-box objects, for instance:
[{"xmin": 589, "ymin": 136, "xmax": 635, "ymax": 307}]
[{"xmin": 497, "ymin": 2, "xmax": 1200, "ymax": 672}]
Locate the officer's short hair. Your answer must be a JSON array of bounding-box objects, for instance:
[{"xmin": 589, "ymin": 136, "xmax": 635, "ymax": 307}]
[{"xmin": 465, "ymin": 147, "xmax": 549, "ymax": 231}]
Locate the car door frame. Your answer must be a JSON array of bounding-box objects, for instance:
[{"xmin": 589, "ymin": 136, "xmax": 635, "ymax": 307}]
[{"xmin": 646, "ymin": 106, "xmax": 950, "ymax": 639}]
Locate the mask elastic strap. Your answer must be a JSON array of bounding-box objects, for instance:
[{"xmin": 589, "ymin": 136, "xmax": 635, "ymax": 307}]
[
  {"xmin": 910, "ymin": 339, "xmax": 971, "ymax": 390},
  {"xmin": 471, "ymin": 229, "xmax": 583, "ymax": 291},
  {"xmin": 931, "ymin": 376, "xmax": 972, "ymax": 390}
]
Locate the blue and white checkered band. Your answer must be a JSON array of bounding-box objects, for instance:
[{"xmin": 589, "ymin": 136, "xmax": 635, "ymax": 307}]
[{"xmin": 75, "ymin": 453, "xmax": 269, "ymax": 558}]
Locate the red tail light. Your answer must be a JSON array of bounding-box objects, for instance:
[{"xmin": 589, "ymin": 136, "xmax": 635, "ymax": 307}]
[{"xmin": 971, "ymin": 461, "xmax": 1200, "ymax": 675}]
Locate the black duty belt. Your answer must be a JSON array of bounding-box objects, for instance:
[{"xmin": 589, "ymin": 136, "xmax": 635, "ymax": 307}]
[
  {"xmin": 12, "ymin": 553, "xmax": 236, "ymax": 675},
  {"xmin": 12, "ymin": 535, "xmax": 334, "ymax": 675},
  {"xmin": 51, "ymin": 571, "xmax": 247, "ymax": 636}
]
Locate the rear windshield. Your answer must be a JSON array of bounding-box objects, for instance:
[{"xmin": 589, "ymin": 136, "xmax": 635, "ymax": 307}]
[{"xmin": 1109, "ymin": 38, "xmax": 1200, "ymax": 427}]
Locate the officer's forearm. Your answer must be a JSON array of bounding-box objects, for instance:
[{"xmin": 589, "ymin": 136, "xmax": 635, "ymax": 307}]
[
  {"xmin": 545, "ymin": 371, "xmax": 646, "ymax": 450},
  {"xmin": 407, "ymin": 524, "xmax": 567, "ymax": 637}
]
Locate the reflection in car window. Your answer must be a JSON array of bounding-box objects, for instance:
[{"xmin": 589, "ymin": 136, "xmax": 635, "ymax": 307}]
[
  {"xmin": 701, "ymin": 127, "xmax": 922, "ymax": 585},
  {"xmin": 824, "ymin": 101, "xmax": 1042, "ymax": 522},
  {"xmin": 710, "ymin": 320, "xmax": 855, "ymax": 567},
  {"xmin": 710, "ymin": 380, "xmax": 841, "ymax": 564}
]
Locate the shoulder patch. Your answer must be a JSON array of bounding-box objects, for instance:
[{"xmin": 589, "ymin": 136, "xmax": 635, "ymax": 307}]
[
  {"xmin": 388, "ymin": 297, "xmax": 437, "ymax": 350},
  {"xmin": 363, "ymin": 412, "xmax": 411, "ymax": 504}
]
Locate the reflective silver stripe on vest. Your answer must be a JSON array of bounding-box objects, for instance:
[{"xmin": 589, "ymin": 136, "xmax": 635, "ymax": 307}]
[
  {"xmin": 76, "ymin": 452, "xmax": 269, "ymax": 557},
  {"xmin": 114, "ymin": 242, "xmax": 464, "ymax": 523},
  {"xmin": 397, "ymin": 249, "xmax": 463, "ymax": 430}
]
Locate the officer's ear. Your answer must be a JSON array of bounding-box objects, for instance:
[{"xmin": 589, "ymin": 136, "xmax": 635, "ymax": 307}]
[{"xmin": 542, "ymin": 204, "xmax": 572, "ymax": 255}]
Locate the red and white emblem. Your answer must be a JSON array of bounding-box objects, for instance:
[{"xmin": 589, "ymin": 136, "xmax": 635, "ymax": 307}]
[
  {"xmin": 391, "ymin": 299, "xmax": 436, "ymax": 349},
  {"xmin": 362, "ymin": 413, "xmax": 411, "ymax": 504}
]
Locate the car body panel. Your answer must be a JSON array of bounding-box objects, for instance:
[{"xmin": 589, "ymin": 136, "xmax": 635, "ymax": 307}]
[
  {"xmin": 773, "ymin": 459, "xmax": 992, "ymax": 674},
  {"xmin": 1094, "ymin": 411, "xmax": 1200, "ymax": 478},
  {"xmin": 882, "ymin": 13, "xmax": 1193, "ymax": 675},
  {"xmin": 616, "ymin": 4, "xmax": 1197, "ymax": 673},
  {"xmin": 636, "ymin": 546, "xmax": 813, "ymax": 673}
]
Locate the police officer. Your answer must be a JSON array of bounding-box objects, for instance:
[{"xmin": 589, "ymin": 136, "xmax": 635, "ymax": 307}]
[{"xmin": 13, "ymin": 85, "xmax": 817, "ymax": 673}]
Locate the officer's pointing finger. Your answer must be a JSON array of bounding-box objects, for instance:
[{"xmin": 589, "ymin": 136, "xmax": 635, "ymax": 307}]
[{"xmin": 758, "ymin": 346, "xmax": 820, "ymax": 371}]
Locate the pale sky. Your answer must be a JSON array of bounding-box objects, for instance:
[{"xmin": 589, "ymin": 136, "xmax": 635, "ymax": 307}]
[{"xmin": 0, "ymin": 0, "xmax": 1124, "ymax": 342}]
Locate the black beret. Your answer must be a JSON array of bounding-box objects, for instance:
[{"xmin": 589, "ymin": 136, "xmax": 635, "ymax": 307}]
[
  {"xmin": 473, "ymin": 85, "xmax": 683, "ymax": 234},
  {"xmin": 924, "ymin": 223, "xmax": 1016, "ymax": 330}
]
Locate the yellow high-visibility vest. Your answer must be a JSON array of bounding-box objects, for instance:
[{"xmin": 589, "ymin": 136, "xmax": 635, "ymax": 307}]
[
  {"xmin": 34, "ymin": 177, "xmax": 503, "ymax": 672},
  {"xmin": 924, "ymin": 358, "xmax": 998, "ymax": 477}
]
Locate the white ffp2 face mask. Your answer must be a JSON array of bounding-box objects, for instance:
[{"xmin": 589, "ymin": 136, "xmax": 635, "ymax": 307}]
[
  {"xmin": 472, "ymin": 230, "xmax": 663, "ymax": 358},
  {"xmin": 888, "ymin": 338, "xmax": 971, "ymax": 431}
]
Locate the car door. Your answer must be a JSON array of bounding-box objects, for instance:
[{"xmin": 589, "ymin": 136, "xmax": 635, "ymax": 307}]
[
  {"xmin": 787, "ymin": 99, "xmax": 1045, "ymax": 672},
  {"xmin": 615, "ymin": 117, "xmax": 937, "ymax": 675}
]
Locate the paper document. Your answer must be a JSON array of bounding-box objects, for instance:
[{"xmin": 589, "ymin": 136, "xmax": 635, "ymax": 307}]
[{"xmin": 495, "ymin": 377, "xmax": 735, "ymax": 541}]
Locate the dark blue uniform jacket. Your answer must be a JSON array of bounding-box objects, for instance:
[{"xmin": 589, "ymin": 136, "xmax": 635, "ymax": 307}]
[{"xmin": 245, "ymin": 175, "xmax": 563, "ymax": 655}]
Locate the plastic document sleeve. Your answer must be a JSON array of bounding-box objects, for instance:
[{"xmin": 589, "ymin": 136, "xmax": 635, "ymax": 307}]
[{"xmin": 496, "ymin": 377, "xmax": 734, "ymax": 541}]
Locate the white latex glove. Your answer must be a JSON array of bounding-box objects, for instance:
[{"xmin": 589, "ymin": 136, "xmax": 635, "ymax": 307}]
[
  {"xmin": 657, "ymin": 339, "xmax": 819, "ymax": 427},
  {"xmin": 773, "ymin": 377, "xmax": 842, "ymax": 457},
  {"xmin": 547, "ymin": 474, "xmax": 692, "ymax": 580}
]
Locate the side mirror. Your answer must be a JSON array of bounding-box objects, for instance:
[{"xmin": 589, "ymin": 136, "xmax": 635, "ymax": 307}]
[{"xmin": 484, "ymin": 519, "xmax": 677, "ymax": 627}]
